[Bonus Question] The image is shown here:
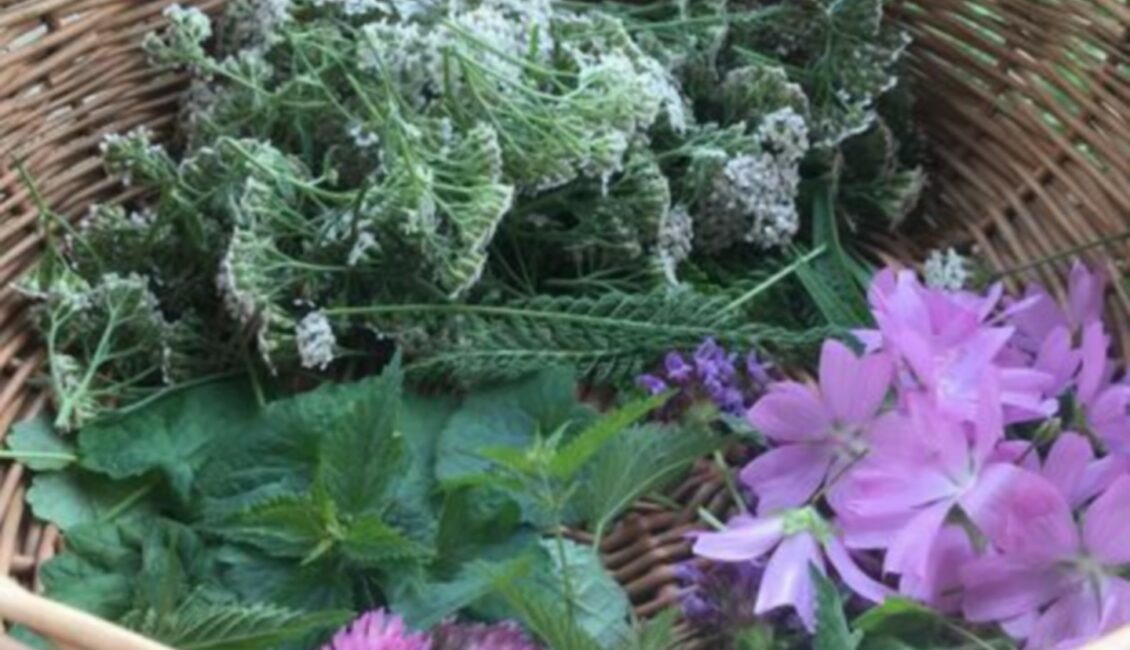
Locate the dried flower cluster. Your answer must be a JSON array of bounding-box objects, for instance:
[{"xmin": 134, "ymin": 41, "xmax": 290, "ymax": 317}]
[{"xmin": 691, "ymin": 262, "xmax": 1130, "ymax": 650}]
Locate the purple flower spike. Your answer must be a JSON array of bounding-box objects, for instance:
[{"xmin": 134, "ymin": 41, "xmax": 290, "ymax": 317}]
[{"xmin": 746, "ymin": 351, "xmax": 773, "ymax": 387}]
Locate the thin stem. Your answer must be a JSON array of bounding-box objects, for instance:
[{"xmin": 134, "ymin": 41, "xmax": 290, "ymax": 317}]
[{"xmin": 720, "ymin": 246, "xmax": 828, "ymax": 315}]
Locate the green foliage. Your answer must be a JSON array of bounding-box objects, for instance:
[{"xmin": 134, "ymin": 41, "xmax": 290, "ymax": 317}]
[
  {"xmin": 122, "ymin": 596, "xmax": 351, "ymax": 650},
  {"xmin": 77, "ymin": 379, "xmax": 260, "ymax": 499},
  {"xmin": 812, "ymin": 566, "xmax": 863, "ymax": 650},
  {"xmin": 4, "ymin": 414, "xmax": 75, "ymax": 470},
  {"xmin": 22, "ymin": 361, "xmax": 717, "ymax": 649}
]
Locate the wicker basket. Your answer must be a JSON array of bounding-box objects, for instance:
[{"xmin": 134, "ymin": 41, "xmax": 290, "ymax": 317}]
[{"xmin": 3, "ymin": 1, "xmax": 1130, "ymax": 648}]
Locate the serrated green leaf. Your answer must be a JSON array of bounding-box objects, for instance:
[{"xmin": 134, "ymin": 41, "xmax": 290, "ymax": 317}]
[
  {"xmin": 126, "ymin": 595, "xmax": 350, "ymax": 650},
  {"xmin": 435, "ymin": 367, "xmax": 593, "ymax": 485},
  {"xmin": 39, "ymin": 553, "xmax": 135, "ymax": 620},
  {"xmin": 389, "ymin": 555, "xmax": 536, "ymax": 629},
  {"xmin": 547, "ymin": 391, "xmax": 671, "ymax": 479},
  {"xmin": 77, "ymin": 379, "xmax": 260, "ymax": 499},
  {"xmin": 340, "ymin": 515, "xmax": 431, "ymax": 568},
  {"xmin": 4, "ymin": 413, "xmax": 76, "ymax": 470},
  {"xmin": 318, "ymin": 356, "xmax": 404, "ymax": 517},
  {"xmin": 812, "ymin": 565, "xmax": 864, "ymax": 650},
  {"xmin": 26, "ymin": 470, "xmax": 157, "ymax": 531},
  {"xmin": 540, "ymin": 539, "xmax": 632, "ymax": 647},
  {"xmin": 219, "ymin": 495, "xmax": 325, "ymax": 559},
  {"xmin": 216, "ymin": 546, "xmax": 353, "ymax": 613},
  {"xmin": 578, "ymin": 423, "xmax": 721, "ymax": 542}
]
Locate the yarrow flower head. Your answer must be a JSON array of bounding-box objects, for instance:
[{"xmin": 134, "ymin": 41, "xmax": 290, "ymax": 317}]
[
  {"xmin": 923, "ymin": 247, "xmax": 971, "ymax": 292},
  {"xmin": 322, "ymin": 610, "xmax": 432, "ymax": 650},
  {"xmin": 296, "ymin": 310, "xmax": 337, "ymax": 370}
]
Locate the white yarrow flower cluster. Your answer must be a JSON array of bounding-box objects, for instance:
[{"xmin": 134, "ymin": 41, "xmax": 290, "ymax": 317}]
[
  {"xmin": 697, "ymin": 107, "xmax": 810, "ymax": 252},
  {"xmin": 310, "ymin": 0, "xmax": 383, "ymax": 16},
  {"xmin": 296, "ymin": 311, "xmax": 337, "ymax": 370},
  {"xmin": 347, "ymin": 230, "xmax": 379, "ymax": 266},
  {"xmin": 348, "ymin": 123, "xmax": 381, "ymax": 149},
  {"xmin": 163, "ymin": 3, "xmax": 211, "ymax": 34},
  {"xmin": 657, "ymin": 204, "xmax": 694, "ymax": 285},
  {"xmin": 924, "ymin": 248, "xmax": 971, "ymax": 291}
]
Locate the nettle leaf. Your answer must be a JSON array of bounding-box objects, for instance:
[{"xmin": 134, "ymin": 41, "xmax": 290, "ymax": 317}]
[
  {"xmin": 577, "ymin": 423, "xmax": 720, "ymax": 541},
  {"xmin": 26, "ymin": 470, "xmax": 156, "ymax": 532},
  {"xmin": 539, "ymin": 539, "xmax": 632, "ymax": 648},
  {"xmin": 125, "ymin": 595, "xmax": 350, "ymax": 650},
  {"xmin": 39, "ymin": 552, "xmax": 135, "ymax": 621},
  {"xmin": 340, "ymin": 515, "xmax": 432, "ymax": 568},
  {"xmin": 5, "ymin": 413, "xmax": 76, "ymax": 470},
  {"xmin": 317, "ymin": 357, "xmax": 404, "ymax": 517},
  {"xmin": 389, "ymin": 555, "xmax": 536, "ymax": 629},
  {"xmin": 219, "ymin": 495, "xmax": 326, "ymax": 560},
  {"xmin": 812, "ymin": 565, "xmax": 863, "ymax": 650},
  {"xmin": 436, "ymin": 367, "xmax": 593, "ymax": 484},
  {"xmin": 216, "ymin": 546, "xmax": 353, "ymax": 614},
  {"xmin": 547, "ymin": 391, "xmax": 671, "ymax": 479},
  {"xmin": 78, "ymin": 379, "xmax": 260, "ymax": 499}
]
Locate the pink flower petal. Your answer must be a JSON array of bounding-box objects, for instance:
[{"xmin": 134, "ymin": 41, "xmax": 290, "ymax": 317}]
[
  {"xmin": 1099, "ymin": 577, "xmax": 1130, "ymax": 636},
  {"xmin": 739, "ymin": 445, "xmax": 833, "ymax": 515},
  {"xmin": 834, "ymin": 509, "xmax": 915, "ymax": 550},
  {"xmin": 819, "ymin": 340, "xmax": 893, "ymax": 425},
  {"xmin": 755, "ymin": 533, "xmax": 823, "ymax": 632},
  {"xmin": 1090, "ymin": 386, "xmax": 1130, "ymax": 454},
  {"xmin": 1026, "ymin": 584, "xmax": 1102, "ymax": 650},
  {"xmin": 746, "ymin": 383, "xmax": 831, "ymax": 444},
  {"xmin": 961, "ymin": 464, "xmax": 1079, "ymax": 561},
  {"xmin": 1068, "ymin": 261, "xmax": 1106, "ymax": 330},
  {"xmin": 883, "ymin": 501, "xmax": 951, "ymax": 579},
  {"xmin": 824, "ymin": 535, "xmax": 891, "ymax": 604},
  {"xmin": 1083, "ymin": 475, "xmax": 1130, "ymax": 565},
  {"xmin": 897, "ymin": 525, "xmax": 974, "ymax": 613},
  {"xmin": 1042, "ymin": 433, "xmax": 1095, "ymax": 507},
  {"xmin": 1078, "ymin": 322, "xmax": 1112, "ymax": 405},
  {"xmin": 1075, "ymin": 455, "xmax": 1129, "ymax": 507},
  {"xmin": 692, "ymin": 514, "xmax": 785, "ymax": 562},
  {"xmin": 962, "ymin": 555, "xmax": 1073, "ymax": 623}
]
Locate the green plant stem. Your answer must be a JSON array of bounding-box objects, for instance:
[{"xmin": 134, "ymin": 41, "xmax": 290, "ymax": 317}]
[{"xmin": 720, "ymin": 245, "xmax": 827, "ymax": 315}]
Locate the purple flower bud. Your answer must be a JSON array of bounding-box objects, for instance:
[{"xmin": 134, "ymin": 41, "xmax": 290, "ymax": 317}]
[
  {"xmin": 681, "ymin": 593, "xmax": 717, "ymax": 625},
  {"xmin": 637, "ymin": 374, "xmax": 668, "ymax": 395},
  {"xmin": 665, "ymin": 352, "xmax": 693, "ymax": 383},
  {"xmin": 746, "ymin": 351, "xmax": 772, "ymax": 386}
]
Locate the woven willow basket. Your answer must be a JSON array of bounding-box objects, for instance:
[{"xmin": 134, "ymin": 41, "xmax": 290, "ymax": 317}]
[{"xmin": 3, "ymin": 1, "xmax": 1130, "ymax": 648}]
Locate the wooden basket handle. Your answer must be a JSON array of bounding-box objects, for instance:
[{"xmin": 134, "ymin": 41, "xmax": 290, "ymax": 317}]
[{"xmin": 0, "ymin": 580, "xmax": 171, "ymax": 650}]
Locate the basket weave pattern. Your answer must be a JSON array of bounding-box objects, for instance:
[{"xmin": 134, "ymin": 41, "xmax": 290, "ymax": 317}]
[{"xmin": 3, "ymin": 1, "xmax": 1130, "ymax": 648}]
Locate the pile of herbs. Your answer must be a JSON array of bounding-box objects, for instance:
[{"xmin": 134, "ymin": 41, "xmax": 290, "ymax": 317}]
[
  {"xmin": 5, "ymin": 0, "xmax": 940, "ymax": 648},
  {"xmin": 18, "ymin": 0, "xmax": 923, "ymax": 431}
]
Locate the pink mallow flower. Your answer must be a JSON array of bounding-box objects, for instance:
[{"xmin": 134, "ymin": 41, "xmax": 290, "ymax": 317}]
[
  {"xmin": 323, "ymin": 610, "xmax": 432, "ymax": 650},
  {"xmin": 961, "ymin": 471, "xmax": 1130, "ymax": 650},
  {"xmin": 830, "ymin": 391, "xmax": 1022, "ymax": 598},
  {"xmin": 692, "ymin": 507, "xmax": 891, "ymax": 631},
  {"xmin": 865, "ymin": 269, "xmax": 1054, "ymax": 424},
  {"xmin": 743, "ymin": 340, "xmax": 893, "ymax": 514},
  {"xmin": 1010, "ymin": 261, "xmax": 1107, "ymax": 353},
  {"xmin": 1075, "ymin": 322, "xmax": 1130, "ymax": 454}
]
